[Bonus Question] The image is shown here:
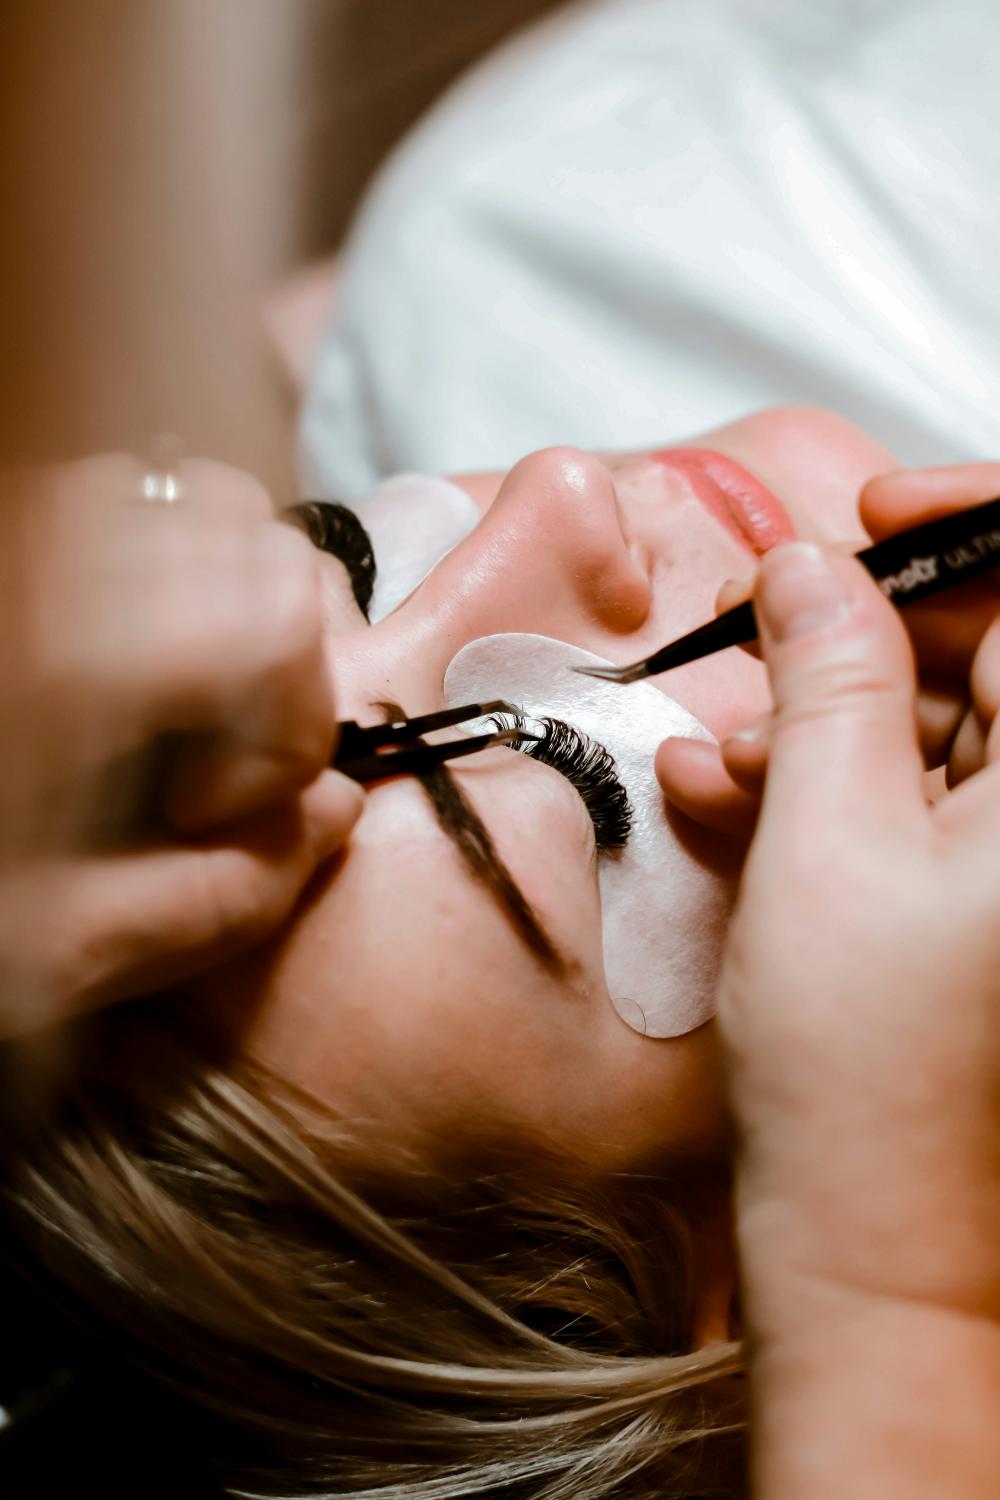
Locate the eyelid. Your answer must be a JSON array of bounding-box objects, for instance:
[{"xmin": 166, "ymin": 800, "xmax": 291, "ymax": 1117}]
[
  {"xmin": 505, "ymin": 741, "xmax": 600, "ymax": 862},
  {"xmin": 457, "ymin": 716, "xmax": 596, "ymax": 843},
  {"xmin": 489, "ymin": 711, "xmax": 632, "ymax": 853}
]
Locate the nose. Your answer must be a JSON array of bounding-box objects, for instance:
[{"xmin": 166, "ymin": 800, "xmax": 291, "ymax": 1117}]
[
  {"xmin": 414, "ymin": 447, "xmax": 652, "ymax": 642},
  {"xmin": 352, "ymin": 448, "xmax": 654, "ymax": 713}
]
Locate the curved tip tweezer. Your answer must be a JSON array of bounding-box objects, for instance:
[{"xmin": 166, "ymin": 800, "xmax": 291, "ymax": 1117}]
[
  {"xmin": 571, "ymin": 660, "xmax": 650, "ymax": 684},
  {"xmin": 570, "ymin": 598, "xmax": 761, "ymax": 685}
]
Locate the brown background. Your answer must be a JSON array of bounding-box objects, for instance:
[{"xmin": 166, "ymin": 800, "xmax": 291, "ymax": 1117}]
[
  {"xmin": 297, "ymin": 0, "xmax": 569, "ymax": 253},
  {"xmin": 0, "ymin": 0, "xmax": 567, "ymax": 484}
]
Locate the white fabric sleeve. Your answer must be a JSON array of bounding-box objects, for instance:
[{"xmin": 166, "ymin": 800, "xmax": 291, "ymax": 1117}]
[
  {"xmin": 302, "ymin": 0, "xmax": 1000, "ymax": 501},
  {"xmin": 356, "ymin": 474, "xmax": 479, "ymax": 623}
]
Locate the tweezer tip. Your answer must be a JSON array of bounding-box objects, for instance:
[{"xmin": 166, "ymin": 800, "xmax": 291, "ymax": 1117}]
[
  {"xmin": 570, "ymin": 662, "xmax": 645, "ymax": 684},
  {"xmin": 496, "ymin": 726, "xmax": 543, "ymax": 746},
  {"xmin": 481, "ymin": 698, "xmax": 521, "ymax": 716}
]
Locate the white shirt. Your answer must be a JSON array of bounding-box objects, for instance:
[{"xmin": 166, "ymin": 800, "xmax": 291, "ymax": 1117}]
[{"xmin": 302, "ymin": 0, "xmax": 1000, "ymax": 504}]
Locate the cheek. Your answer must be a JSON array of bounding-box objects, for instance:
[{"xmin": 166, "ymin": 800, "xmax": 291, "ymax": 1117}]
[
  {"xmin": 499, "ymin": 1003, "xmax": 730, "ymax": 1168},
  {"xmin": 660, "ymin": 642, "xmax": 770, "ymax": 741},
  {"xmin": 621, "ymin": 489, "xmax": 770, "ymax": 734},
  {"xmin": 406, "ymin": 988, "xmax": 729, "ymax": 1170},
  {"xmin": 595, "ymin": 1017, "xmax": 730, "ymax": 1164}
]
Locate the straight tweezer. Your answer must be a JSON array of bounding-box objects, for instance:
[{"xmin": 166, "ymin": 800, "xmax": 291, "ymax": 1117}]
[{"xmin": 334, "ymin": 699, "xmax": 533, "ymax": 783}]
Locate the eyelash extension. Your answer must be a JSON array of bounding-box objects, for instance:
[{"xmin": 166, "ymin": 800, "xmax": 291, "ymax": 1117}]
[
  {"xmin": 491, "ymin": 711, "xmax": 633, "ymax": 852},
  {"xmin": 285, "ymin": 500, "xmax": 377, "ymax": 619}
]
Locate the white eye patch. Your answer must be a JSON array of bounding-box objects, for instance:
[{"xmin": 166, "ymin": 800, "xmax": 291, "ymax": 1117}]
[
  {"xmin": 355, "ymin": 473, "xmax": 479, "ymax": 622},
  {"xmin": 444, "ymin": 634, "xmax": 732, "ymax": 1038}
]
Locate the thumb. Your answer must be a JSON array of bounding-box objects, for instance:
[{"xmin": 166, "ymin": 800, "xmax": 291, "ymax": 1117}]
[{"xmin": 754, "ymin": 542, "xmax": 926, "ymax": 834}]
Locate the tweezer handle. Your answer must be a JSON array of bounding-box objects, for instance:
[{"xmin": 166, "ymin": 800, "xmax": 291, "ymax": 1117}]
[
  {"xmin": 860, "ymin": 495, "xmax": 1000, "ymax": 602},
  {"xmin": 640, "ymin": 496, "xmax": 1000, "ymax": 678},
  {"xmin": 638, "ymin": 602, "xmax": 756, "ymax": 677}
]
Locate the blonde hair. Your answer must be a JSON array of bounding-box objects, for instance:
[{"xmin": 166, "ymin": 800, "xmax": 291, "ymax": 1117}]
[{"xmin": 2, "ymin": 1001, "xmax": 745, "ymax": 1499}]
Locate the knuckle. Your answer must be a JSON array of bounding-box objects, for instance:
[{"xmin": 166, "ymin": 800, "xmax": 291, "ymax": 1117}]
[{"xmin": 777, "ymin": 653, "xmax": 912, "ymax": 727}]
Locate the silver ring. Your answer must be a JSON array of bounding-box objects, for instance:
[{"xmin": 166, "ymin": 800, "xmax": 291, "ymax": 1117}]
[
  {"xmin": 141, "ymin": 468, "xmax": 183, "ymax": 504},
  {"xmin": 141, "ymin": 435, "xmax": 185, "ymax": 504}
]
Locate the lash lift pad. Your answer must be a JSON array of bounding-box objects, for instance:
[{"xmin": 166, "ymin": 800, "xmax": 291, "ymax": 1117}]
[{"xmin": 444, "ymin": 633, "xmax": 732, "ymax": 1038}]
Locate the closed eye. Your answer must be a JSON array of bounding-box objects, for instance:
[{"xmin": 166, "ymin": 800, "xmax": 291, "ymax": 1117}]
[{"xmin": 491, "ymin": 711, "xmax": 632, "ymax": 852}]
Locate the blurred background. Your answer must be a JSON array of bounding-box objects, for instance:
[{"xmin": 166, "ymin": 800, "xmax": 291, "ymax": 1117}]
[
  {"xmin": 0, "ymin": 0, "xmax": 565, "ymax": 495},
  {"xmin": 297, "ymin": 0, "xmax": 567, "ymax": 251}
]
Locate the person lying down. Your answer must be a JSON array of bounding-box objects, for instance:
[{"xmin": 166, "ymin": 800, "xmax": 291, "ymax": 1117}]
[{"xmin": 2, "ymin": 406, "xmax": 895, "ymax": 1500}]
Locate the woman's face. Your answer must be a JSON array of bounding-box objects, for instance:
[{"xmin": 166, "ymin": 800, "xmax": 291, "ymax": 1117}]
[{"xmin": 209, "ymin": 407, "xmax": 894, "ymax": 1171}]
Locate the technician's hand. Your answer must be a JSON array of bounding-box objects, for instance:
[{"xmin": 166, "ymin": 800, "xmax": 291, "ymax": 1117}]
[
  {"xmin": 656, "ymin": 464, "xmax": 1000, "ymax": 834},
  {"xmin": 862, "ymin": 464, "xmax": 1000, "ymax": 783},
  {"xmin": 0, "ymin": 456, "xmax": 363, "ymax": 1039},
  {"xmin": 715, "ymin": 540, "xmax": 1000, "ymax": 1342}
]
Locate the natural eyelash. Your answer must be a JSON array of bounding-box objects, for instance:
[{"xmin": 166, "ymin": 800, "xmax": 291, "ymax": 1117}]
[
  {"xmin": 285, "ymin": 500, "xmax": 377, "ymax": 619},
  {"xmin": 490, "ymin": 711, "xmax": 633, "ymax": 852}
]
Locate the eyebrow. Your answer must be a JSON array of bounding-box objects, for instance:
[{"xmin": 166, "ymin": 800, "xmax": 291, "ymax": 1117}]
[{"xmin": 378, "ymin": 703, "xmax": 567, "ymax": 976}]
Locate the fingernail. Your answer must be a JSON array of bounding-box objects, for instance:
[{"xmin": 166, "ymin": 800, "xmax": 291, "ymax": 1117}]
[
  {"xmin": 757, "ymin": 542, "xmax": 852, "ymax": 643},
  {"xmin": 725, "ymin": 722, "xmax": 765, "ymax": 745}
]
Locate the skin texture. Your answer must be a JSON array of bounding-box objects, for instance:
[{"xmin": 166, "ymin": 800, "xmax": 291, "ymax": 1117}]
[{"xmin": 205, "ymin": 405, "xmax": 896, "ymax": 1180}]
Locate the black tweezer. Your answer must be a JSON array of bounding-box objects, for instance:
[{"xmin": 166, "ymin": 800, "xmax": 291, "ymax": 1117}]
[
  {"xmin": 575, "ymin": 495, "xmax": 1000, "ymax": 684},
  {"xmin": 334, "ymin": 700, "xmax": 537, "ymax": 783}
]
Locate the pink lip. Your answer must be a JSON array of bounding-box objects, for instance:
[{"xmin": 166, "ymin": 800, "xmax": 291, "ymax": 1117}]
[{"xmin": 649, "ymin": 448, "xmax": 796, "ymax": 557}]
